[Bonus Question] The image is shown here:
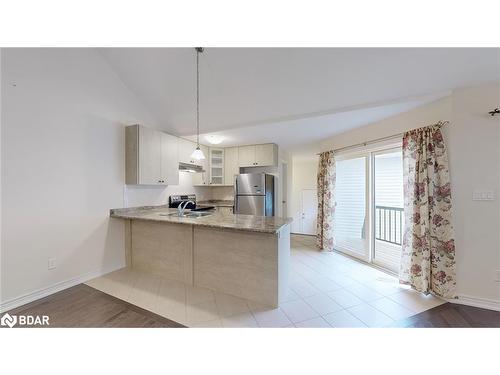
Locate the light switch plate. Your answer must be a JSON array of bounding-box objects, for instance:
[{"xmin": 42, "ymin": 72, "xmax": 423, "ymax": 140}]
[
  {"xmin": 472, "ymin": 189, "xmax": 495, "ymax": 201},
  {"xmin": 495, "ymin": 270, "xmax": 500, "ymax": 282}
]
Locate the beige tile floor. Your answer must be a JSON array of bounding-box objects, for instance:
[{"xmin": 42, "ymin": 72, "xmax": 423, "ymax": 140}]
[{"xmin": 85, "ymin": 234, "xmax": 445, "ymax": 327}]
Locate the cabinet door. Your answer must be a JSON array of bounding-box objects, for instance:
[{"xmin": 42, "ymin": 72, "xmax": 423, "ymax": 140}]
[
  {"xmin": 224, "ymin": 147, "xmax": 239, "ymax": 185},
  {"xmin": 220, "ymin": 206, "xmax": 233, "ymax": 215},
  {"xmin": 255, "ymin": 144, "xmax": 277, "ymax": 167},
  {"xmin": 138, "ymin": 126, "xmax": 162, "ymax": 184},
  {"xmin": 209, "ymin": 148, "xmax": 224, "ymax": 185},
  {"xmin": 178, "ymin": 138, "xmax": 197, "ymax": 164},
  {"xmin": 161, "ymin": 132, "xmax": 179, "ymax": 185},
  {"xmin": 193, "ymin": 144, "xmax": 209, "ymax": 186},
  {"xmin": 238, "ymin": 145, "xmax": 256, "ymax": 167}
]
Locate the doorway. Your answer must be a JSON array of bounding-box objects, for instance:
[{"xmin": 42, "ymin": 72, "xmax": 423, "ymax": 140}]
[
  {"xmin": 299, "ymin": 189, "xmax": 318, "ymax": 235},
  {"xmin": 333, "ymin": 142, "xmax": 403, "ymax": 273},
  {"xmin": 281, "ymin": 162, "xmax": 288, "ymax": 218}
]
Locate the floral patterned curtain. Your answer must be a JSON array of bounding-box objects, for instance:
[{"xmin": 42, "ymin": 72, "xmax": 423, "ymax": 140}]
[
  {"xmin": 400, "ymin": 122, "xmax": 456, "ymax": 298},
  {"xmin": 316, "ymin": 150, "xmax": 336, "ymax": 251}
]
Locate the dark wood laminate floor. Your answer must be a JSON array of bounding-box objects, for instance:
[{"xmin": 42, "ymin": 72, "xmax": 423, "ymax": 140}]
[
  {"xmin": 4, "ymin": 284, "xmax": 184, "ymax": 328},
  {"xmin": 389, "ymin": 302, "xmax": 500, "ymax": 327},
  {"xmin": 4, "ymin": 284, "xmax": 500, "ymax": 328}
]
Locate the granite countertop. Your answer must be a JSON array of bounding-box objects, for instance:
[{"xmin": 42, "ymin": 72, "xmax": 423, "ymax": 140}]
[
  {"xmin": 197, "ymin": 200, "xmax": 234, "ymax": 207},
  {"xmin": 110, "ymin": 205, "xmax": 292, "ymax": 234}
]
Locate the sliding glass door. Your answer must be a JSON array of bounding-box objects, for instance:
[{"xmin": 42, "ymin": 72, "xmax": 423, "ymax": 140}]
[
  {"xmin": 333, "ymin": 143, "xmax": 403, "ymax": 273},
  {"xmin": 373, "ymin": 148, "xmax": 404, "ymax": 273},
  {"xmin": 333, "ymin": 153, "xmax": 369, "ymax": 261}
]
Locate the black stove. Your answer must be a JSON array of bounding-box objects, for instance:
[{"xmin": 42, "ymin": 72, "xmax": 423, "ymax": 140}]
[{"xmin": 168, "ymin": 195, "xmax": 214, "ymax": 211}]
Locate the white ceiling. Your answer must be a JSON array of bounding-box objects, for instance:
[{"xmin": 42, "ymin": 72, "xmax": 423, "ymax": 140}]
[
  {"xmin": 99, "ymin": 48, "xmax": 500, "ymax": 154},
  {"xmin": 187, "ymin": 91, "xmax": 448, "ymax": 152}
]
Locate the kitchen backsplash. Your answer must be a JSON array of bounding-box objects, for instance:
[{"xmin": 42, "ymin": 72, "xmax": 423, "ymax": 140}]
[
  {"xmin": 124, "ymin": 172, "xmax": 211, "ymax": 207},
  {"xmin": 209, "ymin": 186, "xmax": 234, "ymax": 201},
  {"xmin": 123, "ymin": 172, "xmax": 234, "ymax": 207}
]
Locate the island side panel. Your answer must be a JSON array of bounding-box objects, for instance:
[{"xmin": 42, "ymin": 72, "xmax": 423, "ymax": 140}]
[
  {"xmin": 277, "ymin": 224, "xmax": 291, "ymax": 304},
  {"xmin": 125, "ymin": 219, "xmax": 132, "ymax": 267},
  {"xmin": 193, "ymin": 227, "xmax": 279, "ymax": 307},
  {"xmin": 130, "ymin": 220, "xmax": 193, "ymax": 284}
]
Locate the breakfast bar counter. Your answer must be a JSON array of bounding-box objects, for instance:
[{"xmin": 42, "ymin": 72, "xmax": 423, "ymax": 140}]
[
  {"xmin": 110, "ymin": 205, "xmax": 291, "ymax": 234},
  {"xmin": 111, "ymin": 205, "xmax": 291, "ymax": 307}
]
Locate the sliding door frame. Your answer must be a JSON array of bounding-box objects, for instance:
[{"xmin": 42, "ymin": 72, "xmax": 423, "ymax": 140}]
[
  {"xmin": 370, "ymin": 145, "xmax": 403, "ymax": 273},
  {"xmin": 334, "ymin": 140, "xmax": 402, "ymax": 270}
]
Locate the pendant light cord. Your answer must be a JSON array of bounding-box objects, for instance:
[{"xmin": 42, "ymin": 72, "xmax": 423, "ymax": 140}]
[{"xmin": 195, "ymin": 47, "xmax": 202, "ymax": 147}]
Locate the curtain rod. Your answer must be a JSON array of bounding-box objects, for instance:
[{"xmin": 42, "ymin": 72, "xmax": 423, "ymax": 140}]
[{"xmin": 317, "ymin": 121, "xmax": 450, "ymax": 155}]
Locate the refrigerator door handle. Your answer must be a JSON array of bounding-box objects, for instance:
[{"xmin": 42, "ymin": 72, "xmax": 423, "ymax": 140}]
[{"xmin": 234, "ymin": 176, "xmax": 238, "ymax": 213}]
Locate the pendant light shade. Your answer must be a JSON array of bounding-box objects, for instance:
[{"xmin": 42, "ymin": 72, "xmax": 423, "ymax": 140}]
[
  {"xmin": 191, "ymin": 146, "xmax": 206, "ymax": 160},
  {"xmin": 191, "ymin": 47, "xmax": 206, "ymax": 160}
]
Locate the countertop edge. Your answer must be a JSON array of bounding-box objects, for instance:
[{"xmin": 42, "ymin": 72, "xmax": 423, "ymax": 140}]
[{"xmin": 109, "ymin": 207, "xmax": 292, "ymax": 235}]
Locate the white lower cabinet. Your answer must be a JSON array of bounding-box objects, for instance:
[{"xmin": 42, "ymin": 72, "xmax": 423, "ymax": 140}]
[{"xmin": 217, "ymin": 206, "xmax": 233, "ymax": 214}]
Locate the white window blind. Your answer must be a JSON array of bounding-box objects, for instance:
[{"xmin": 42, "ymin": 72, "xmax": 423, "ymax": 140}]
[{"xmin": 333, "ymin": 156, "xmax": 368, "ymax": 258}]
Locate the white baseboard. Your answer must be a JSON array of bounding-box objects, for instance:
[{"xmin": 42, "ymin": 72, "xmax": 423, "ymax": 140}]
[
  {"xmin": 0, "ymin": 263, "xmax": 124, "ymax": 313},
  {"xmin": 449, "ymin": 294, "xmax": 500, "ymax": 312}
]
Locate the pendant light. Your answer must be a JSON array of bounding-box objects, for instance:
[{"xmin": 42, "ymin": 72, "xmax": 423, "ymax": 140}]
[{"xmin": 190, "ymin": 47, "xmax": 206, "ymax": 160}]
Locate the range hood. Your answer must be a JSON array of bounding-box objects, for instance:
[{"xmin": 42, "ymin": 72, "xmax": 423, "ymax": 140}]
[{"xmin": 179, "ymin": 162, "xmax": 205, "ymax": 173}]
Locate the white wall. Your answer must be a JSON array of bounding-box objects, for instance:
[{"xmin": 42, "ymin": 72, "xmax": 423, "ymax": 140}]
[
  {"xmin": 320, "ymin": 85, "xmax": 500, "ymax": 306},
  {"xmin": 290, "ymin": 158, "xmax": 318, "ymax": 233},
  {"xmin": 446, "ymin": 83, "xmax": 500, "ymax": 304},
  {"xmin": 0, "ymin": 48, "xmax": 173, "ymax": 306},
  {"xmin": 321, "ymin": 97, "xmax": 452, "ymax": 151}
]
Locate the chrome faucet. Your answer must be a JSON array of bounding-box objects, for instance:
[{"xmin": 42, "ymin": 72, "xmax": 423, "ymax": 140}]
[{"xmin": 177, "ymin": 200, "xmax": 195, "ymax": 216}]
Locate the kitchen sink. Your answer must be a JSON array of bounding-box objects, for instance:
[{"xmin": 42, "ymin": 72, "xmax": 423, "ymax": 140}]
[
  {"xmin": 184, "ymin": 211, "xmax": 213, "ymax": 218},
  {"xmin": 159, "ymin": 211, "xmax": 213, "ymax": 218}
]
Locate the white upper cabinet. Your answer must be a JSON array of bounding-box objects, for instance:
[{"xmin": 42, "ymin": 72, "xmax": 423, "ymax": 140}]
[
  {"xmin": 192, "ymin": 144, "xmax": 209, "ymax": 186},
  {"xmin": 126, "ymin": 125, "xmax": 278, "ymax": 187},
  {"xmin": 160, "ymin": 132, "xmax": 179, "ymax": 186},
  {"xmin": 255, "ymin": 144, "xmax": 278, "ymax": 167},
  {"xmin": 126, "ymin": 124, "xmax": 179, "ymax": 186},
  {"xmin": 238, "ymin": 143, "xmax": 278, "ymax": 168},
  {"xmin": 224, "ymin": 147, "xmax": 239, "ymax": 186},
  {"xmin": 178, "ymin": 138, "xmax": 203, "ymax": 166},
  {"xmin": 238, "ymin": 145, "xmax": 256, "ymax": 167},
  {"xmin": 138, "ymin": 125, "xmax": 162, "ymax": 184},
  {"xmin": 209, "ymin": 148, "xmax": 224, "ymax": 185}
]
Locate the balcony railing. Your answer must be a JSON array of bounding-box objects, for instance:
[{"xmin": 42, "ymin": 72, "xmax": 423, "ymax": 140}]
[{"xmin": 375, "ymin": 205, "xmax": 403, "ymax": 246}]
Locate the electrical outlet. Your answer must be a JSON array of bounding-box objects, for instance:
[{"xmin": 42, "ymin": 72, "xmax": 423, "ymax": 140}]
[{"xmin": 48, "ymin": 257, "xmax": 57, "ymax": 270}]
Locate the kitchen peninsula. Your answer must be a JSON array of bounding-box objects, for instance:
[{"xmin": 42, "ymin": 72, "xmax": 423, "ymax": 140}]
[{"xmin": 111, "ymin": 206, "xmax": 291, "ymax": 307}]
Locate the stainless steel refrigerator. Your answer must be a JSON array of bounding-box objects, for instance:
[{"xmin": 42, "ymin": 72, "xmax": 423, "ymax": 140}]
[{"xmin": 234, "ymin": 173, "xmax": 275, "ymax": 216}]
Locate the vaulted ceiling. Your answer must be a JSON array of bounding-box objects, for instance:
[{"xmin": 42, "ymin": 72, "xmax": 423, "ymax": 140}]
[{"xmin": 99, "ymin": 48, "xmax": 500, "ymax": 153}]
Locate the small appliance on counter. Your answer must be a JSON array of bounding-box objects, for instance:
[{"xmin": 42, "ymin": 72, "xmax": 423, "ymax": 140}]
[
  {"xmin": 234, "ymin": 173, "xmax": 275, "ymax": 216},
  {"xmin": 168, "ymin": 195, "xmax": 215, "ymax": 211}
]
